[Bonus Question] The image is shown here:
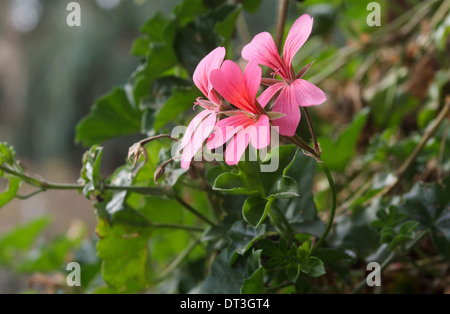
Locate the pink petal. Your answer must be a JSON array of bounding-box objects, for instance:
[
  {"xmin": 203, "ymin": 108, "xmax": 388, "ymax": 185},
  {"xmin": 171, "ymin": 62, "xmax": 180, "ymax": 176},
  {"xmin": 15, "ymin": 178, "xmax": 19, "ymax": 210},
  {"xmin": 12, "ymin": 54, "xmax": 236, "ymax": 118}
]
[
  {"xmin": 291, "ymin": 79, "xmax": 327, "ymax": 107},
  {"xmin": 243, "ymin": 61, "xmax": 262, "ymax": 101},
  {"xmin": 210, "ymin": 61, "xmax": 257, "ymax": 114},
  {"xmin": 206, "ymin": 114, "xmax": 251, "ymax": 150},
  {"xmin": 271, "ymin": 86, "xmax": 301, "ymax": 136},
  {"xmin": 241, "ymin": 32, "xmax": 287, "ymax": 79},
  {"xmin": 193, "ymin": 47, "xmax": 226, "ymax": 99},
  {"xmin": 225, "ymin": 128, "xmax": 250, "ymax": 166},
  {"xmin": 178, "ymin": 109, "xmax": 212, "ymax": 152},
  {"xmin": 257, "ymin": 83, "xmax": 285, "ymax": 108},
  {"xmin": 180, "ymin": 110, "xmax": 216, "ymax": 169},
  {"xmin": 248, "ymin": 114, "xmax": 270, "ymax": 149},
  {"xmin": 282, "ymin": 14, "xmax": 313, "ymax": 71}
]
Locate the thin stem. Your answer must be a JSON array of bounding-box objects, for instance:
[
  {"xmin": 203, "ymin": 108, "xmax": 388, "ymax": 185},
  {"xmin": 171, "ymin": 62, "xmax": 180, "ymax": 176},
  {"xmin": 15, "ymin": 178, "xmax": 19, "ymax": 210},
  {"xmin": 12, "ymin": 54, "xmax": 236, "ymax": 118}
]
[
  {"xmin": 151, "ymin": 222, "xmax": 204, "ymax": 233},
  {"xmin": 350, "ymin": 230, "xmax": 428, "ymax": 294},
  {"xmin": 155, "ymin": 237, "xmax": 202, "ymax": 282},
  {"xmin": 270, "ymin": 202, "xmax": 297, "ymax": 243},
  {"xmin": 312, "ymin": 162, "xmax": 336, "ymax": 253},
  {"xmin": 363, "ymin": 95, "xmax": 450, "ymax": 205},
  {"xmin": 174, "ymin": 195, "xmax": 216, "ymax": 227},
  {"xmin": 275, "ymin": 0, "xmax": 290, "ymax": 53},
  {"xmin": 302, "ymin": 107, "xmax": 320, "ymax": 156},
  {"xmin": 281, "ymin": 134, "xmax": 320, "ymax": 161}
]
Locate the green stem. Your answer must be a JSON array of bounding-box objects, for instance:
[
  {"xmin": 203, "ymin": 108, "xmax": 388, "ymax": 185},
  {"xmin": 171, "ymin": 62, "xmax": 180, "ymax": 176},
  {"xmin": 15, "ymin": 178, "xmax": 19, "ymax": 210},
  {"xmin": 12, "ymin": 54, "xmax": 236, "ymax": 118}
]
[
  {"xmin": 174, "ymin": 195, "xmax": 216, "ymax": 227},
  {"xmin": 155, "ymin": 237, "xmax": 202, "ymax": 282},
  {"xmin": 312, "ymin": 162, "xmax": 336, "ymax": 253},
  {"xmin": 350, "ymin": 230, "xmax": 428, "ymax": 294},
  {"xmin": 269, "ymin": 202, "xmax": 297, "ymax": 243},
  {"xmin": 302, "ymin": 107, "xmax": 320, "ymax": 156},
  {"xmin": 1, "ymin": 164, "xmax": 213, "ymax": 227},
  {"xmin": 151, "ymin": 222, "xmax": 204, "ymax": 233}
]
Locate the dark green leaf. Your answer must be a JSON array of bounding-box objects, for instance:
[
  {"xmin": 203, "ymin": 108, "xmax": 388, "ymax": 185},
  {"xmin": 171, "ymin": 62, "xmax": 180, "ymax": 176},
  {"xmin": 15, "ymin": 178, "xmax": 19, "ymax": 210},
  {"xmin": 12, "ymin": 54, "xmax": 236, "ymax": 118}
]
[
  {"xmin": 320, "ymin": 108, "xmax": 369, "ymax": 171},
  {"xmin": 154, "ymin": 86, "xmax": 202, "ymax": 131},
  {"xmin": 213, "ymin": 161, "xmax": 264, "ymax": 196},
  {"xmin": 227, "ymin": 221, "xmax": 265, "ymax": 265},
  {"xmin": 286, "ymin": 264, "xmax": 301, "ymax": 283},
  {"xmin": 75, "ymin": 87, "xmax": 143, "ymax": 146},
  {"xmin": 199, "ymin": 249, "xmax": 248, "ymax": 294},
  {"xmin": 399, "ymin": 177, "xmax": 450, "ymax": 260},
  {"xmin": 242, "ymin": 196, "xmax": 273, "ymax": 228},
  {"xmin": 302, "ymin": 257, "xmax": 326, "ymax": 277}
]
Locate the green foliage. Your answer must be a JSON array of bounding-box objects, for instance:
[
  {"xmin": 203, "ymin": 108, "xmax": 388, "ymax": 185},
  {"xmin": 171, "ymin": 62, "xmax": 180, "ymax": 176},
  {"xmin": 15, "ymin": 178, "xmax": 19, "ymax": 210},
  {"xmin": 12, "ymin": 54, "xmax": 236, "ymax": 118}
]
[
  {"xmin": 96, "ymin": 219, "xmax": 151, "ymax": 293},
  {"xmin": 399, "ymin": 177, "xmax": 450, "ymax": 260},
  {"xmin": 371, "ymin": 206, "xmax": 419, "ymax": 251},
  {"xmin": 320, "ymin": 108, "xmax": 369, "ymax": 171},
  {"xmin": 1, "ymin": 0, "xmax": 449, "ymax": 295},
  {"xmin": 0, "ymin": 143, "xmax": 23, "ymax": 208}
]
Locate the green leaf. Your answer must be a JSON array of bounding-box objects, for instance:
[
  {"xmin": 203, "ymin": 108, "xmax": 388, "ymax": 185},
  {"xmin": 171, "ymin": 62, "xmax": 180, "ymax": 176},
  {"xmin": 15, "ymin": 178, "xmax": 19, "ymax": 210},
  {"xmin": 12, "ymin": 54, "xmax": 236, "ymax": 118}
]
[
  {"xmin": 241, "ymin": 267, "xmax": 264, "ymax": 294},
  {"xmin": 0, "ymin": 177, "xmax": 20, "ymax": 208},
  {"xmin": 302, "ymin": 257, "xmax": 326, "ymax": 277},
  {"xmin": 172, "ymin": 0, "xmax": 207, "ymax": 27},
  {"xmin": 227, "ymin": 221, "xmax": 265, "ymax": 265},
  {"xmin": 199, "ymin": 249, "xmax": 249, "ymax": 294},
  {"xmin": 174, "ymin": 3, "xmax": 239, "ymax": 76},
  {"xmin": 268, "ymin": 176, "xmax": 300, "ymax": 199},
  {"xmin": 320, "ymin": 107, "xmax": 369, "ymax": 171},
  {"xmin": 96, "ymin": 219, "xmax": 151, "ymax": 293},
  {"xmin": 213, "ymin": 161, "xmax": 264, "ymax": 196},
  {"xmin": 257, "ymin": 239, "xmax": 279, "ymax": 257},
  {"xmin": 154, "ymin": 86, "xmax": 202, "ymax": 131},
  {"xmin": 399, "ymin": 177, "xmax": 450, "ymax": 260},
  {"xmin": 18, "ymin": 225, "xmax": 86, "ymax": 272},
  {"xmin": 242, "ymin": 196, "xmax": 273, "ymax": 228},
  {"xmin": 241, "ymin": 250, "xmax": 264, "ymax": 294},
  {"xmin": 0, "ymin": 217, "xmax": 50, "ymax": 265},
  {"xmin": 80, "ymin": 146, "xmax": 104, "ymax": 198},
  {"xmin": 75, "ymin": 87, "xmax": 143, "ymax": 146},
  {"xmin": 286, "ymin": 264, "xmax": 301, "ymax": 283},
  {"xmin": 297, "ymin": 240, "xmax": 312, "ymax": 262}
]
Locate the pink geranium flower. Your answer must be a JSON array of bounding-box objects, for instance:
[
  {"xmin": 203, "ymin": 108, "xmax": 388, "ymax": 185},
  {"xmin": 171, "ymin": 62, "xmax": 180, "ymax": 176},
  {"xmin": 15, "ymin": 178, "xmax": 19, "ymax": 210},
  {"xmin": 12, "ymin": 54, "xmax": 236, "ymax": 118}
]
[
  {"xmin": 207, "ymin": 60, "xmax": 270, "ymax": 165},
  {"xmin": 178, "ymin": 47, "xmax": 225, "ymax": 169},
  {"xmin": 242, "ymin": 14, "xmax": 326, "ymax": 136}
]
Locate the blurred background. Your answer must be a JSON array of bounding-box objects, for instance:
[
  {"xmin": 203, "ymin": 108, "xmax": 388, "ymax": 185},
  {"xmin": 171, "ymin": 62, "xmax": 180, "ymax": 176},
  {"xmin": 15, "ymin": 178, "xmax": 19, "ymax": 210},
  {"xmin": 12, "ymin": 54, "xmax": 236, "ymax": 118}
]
[
  {"xmin": 0, "ymin": 0, "xmax": 283, "ymax": 292},
  {"xmin": 0, "ymin": 0, "xmax": 448, "ymax": 293}
]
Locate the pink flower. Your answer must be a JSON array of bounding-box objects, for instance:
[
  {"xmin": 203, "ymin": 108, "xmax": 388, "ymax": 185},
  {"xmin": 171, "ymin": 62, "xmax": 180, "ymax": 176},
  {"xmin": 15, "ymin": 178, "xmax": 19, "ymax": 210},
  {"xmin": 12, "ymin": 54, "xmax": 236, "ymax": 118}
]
[
  {"xmin": 242, "ymin": 14, "xmax": 326, "ymax": 136},
  {"xmin": 178, "ymin": 47, "xmax": 225, "ymax": 169},
  {"xmin": 207, "ymin": 60, "xmax": 270, "ymax": 165}
]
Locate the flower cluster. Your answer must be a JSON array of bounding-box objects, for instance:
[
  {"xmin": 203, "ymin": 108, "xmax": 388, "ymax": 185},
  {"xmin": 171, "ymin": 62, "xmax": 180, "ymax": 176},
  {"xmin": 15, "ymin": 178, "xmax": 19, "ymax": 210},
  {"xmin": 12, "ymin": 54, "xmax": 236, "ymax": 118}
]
[{"xmin": 179, "ymin": 14, "xmax": 326, "ymax": 169}]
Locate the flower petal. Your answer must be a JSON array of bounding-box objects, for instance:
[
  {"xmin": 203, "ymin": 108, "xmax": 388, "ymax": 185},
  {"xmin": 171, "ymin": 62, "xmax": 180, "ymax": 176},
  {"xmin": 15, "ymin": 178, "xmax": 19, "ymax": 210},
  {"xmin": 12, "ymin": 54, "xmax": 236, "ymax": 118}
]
[
  {"xmin": 207, "ymin": 114, "xmax": 251, "ymax": 150},
  {"xmin": 282, "ymin": 14, "xmax": 313, "ymax": 70},
  {"xmin": 210, "ymin": 60, "xmax": 257, "ymax": 114},
  {"xmin": 271, "ymin": 86, "xmax": 301, "ymax": 136},
  {"xmin": 225, "ymin": 128, "xmax": 250, "ymax": 166},
  {"xmin": 180, "ymin": 110, "xmax": 216, "ymax": 169},
  {"xmin": 291, "ymin": 79, "xmax": 327, "ymax": 107},
  {"xmin": 249, "ymin": 114, "xmax": 270, "ymax": 149},
  {"xmin": 243, "ymin": 61, "xmax": 262, "ymax": 101},
  {"xmin": 241, "ymin": 32, "xmax": 287, "ymax": 78},
  {"xmin": 178, "ymin": 109, "xmax": 212, "ymax": 152},
  {"xmin": 193, "ymin": 47, "xmax": 226, "ymax": 99},
  {"xmin": 257, "ymin": 83, "xmax": 285, "ymax": 108}
]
